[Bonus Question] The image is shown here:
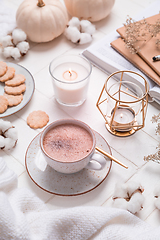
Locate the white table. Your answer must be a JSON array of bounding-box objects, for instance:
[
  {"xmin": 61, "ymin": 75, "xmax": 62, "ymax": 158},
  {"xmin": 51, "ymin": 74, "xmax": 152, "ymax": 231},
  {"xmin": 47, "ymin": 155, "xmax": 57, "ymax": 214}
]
[{"xmin": 1, "ymin": 0, "xmax": 160, "ymax": 228}]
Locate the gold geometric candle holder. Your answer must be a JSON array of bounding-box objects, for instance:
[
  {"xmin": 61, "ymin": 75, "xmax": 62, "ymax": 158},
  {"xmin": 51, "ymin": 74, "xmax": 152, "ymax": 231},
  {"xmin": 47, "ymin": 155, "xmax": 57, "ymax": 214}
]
[{"xmin": 96, "ymin": 70, "xmax": 149, "ymax": 137}]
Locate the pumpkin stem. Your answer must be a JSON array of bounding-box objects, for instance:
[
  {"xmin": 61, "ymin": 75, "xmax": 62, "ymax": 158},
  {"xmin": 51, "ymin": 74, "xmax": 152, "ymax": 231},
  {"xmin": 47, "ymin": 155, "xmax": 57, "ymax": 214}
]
[{"xmin": 37, "ymin": 0, "xmax": 45, "ymax": 7}]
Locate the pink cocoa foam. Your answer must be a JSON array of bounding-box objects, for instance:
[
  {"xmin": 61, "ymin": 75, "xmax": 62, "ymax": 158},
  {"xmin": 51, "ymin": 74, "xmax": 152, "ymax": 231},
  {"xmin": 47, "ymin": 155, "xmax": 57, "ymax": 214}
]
[{"xmin": 43, "ymin": 124, "xmax": 93, "ymax": 162}]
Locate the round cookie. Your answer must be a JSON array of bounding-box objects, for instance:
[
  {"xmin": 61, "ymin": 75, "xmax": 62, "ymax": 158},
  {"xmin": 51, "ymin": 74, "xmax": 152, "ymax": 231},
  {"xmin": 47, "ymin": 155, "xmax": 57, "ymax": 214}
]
[
  {"xmin": 5, "ymin": 74, "xmax": 26, "ymax": 86},
  {"xmin": 0, "ymin": 95, "xmax": 9, "ymax": 113},
  {"xmin": 3, "ymin": 93, "xmax": 23, "ymax": 107},
  {"xmin": 0, "ymin": 66, "xmax": 15, "ymax": 82},
  {"xmin": 0, "ymin": 61, "xmax": 8, "ymax": 77},
  {"xmin": 4, "ymin": 83, "xmax": 26, "ymax": 95},
  {"xmin": 27, "ymin": 110, "xmax": 49, "ymax": 129}
]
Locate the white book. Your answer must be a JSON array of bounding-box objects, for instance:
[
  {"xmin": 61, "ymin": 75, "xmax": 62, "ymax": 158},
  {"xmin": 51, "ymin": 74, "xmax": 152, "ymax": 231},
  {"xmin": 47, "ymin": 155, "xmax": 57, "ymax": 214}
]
[{"xmin": 82, "ymin": 0, "xmax": 160, "ymax": 104}]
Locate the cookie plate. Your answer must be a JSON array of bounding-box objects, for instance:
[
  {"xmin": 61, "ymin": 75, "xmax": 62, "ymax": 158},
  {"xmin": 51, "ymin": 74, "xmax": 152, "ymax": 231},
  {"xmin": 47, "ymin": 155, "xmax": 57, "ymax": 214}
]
[
  {"xmin": 0, "ymin": 62, "xmax": 35, "ymax": 118},
  {"xmin": 25, "ymin": 131, "xmax": 112, "ymax": 196}
]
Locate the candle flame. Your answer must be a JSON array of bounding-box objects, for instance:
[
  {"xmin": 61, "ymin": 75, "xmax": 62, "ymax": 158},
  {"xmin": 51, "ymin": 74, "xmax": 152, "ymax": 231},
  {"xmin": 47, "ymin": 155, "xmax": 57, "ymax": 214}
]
[
  {"xmin": 68, "ymin": 68, "xmax": 72, "ymax": 77},
  {"xmin": 126, "ymin": 87, "xmax": 128, "ymax": 91},
  {"xmin": 120, "ymin": 113, "xmax": 123, "ymax": 118}
]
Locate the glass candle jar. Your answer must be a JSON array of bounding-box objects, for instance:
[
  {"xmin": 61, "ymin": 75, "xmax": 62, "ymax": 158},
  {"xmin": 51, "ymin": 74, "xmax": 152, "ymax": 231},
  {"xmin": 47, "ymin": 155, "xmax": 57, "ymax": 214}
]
[{"xmin": 49, "ymin": 54, "xmax": 92, "ymax": 107}]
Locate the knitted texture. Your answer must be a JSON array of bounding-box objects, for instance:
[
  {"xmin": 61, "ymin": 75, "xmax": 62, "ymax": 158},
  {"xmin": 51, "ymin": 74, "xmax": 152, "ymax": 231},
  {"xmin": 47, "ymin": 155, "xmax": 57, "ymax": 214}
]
[{"xmin": 0, "ymin": 157, "xmax": 159, "ymax": 240}]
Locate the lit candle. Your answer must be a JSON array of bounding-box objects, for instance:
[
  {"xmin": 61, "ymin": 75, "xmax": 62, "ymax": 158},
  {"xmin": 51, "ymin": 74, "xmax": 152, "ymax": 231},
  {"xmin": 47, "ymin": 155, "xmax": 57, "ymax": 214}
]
[
  {"xmin": 111, "ymin": 106, "xmax": 135, "ymax": 131},
  {"xmin": 53, "ymin": 63, "xmax": 88, "ymax": 82},
  {"xmin": 49, "ymin": 55, "xmax": 92, "ymax": 107},
  {"xmin": 63, "ymin": 68, "xmax": 78, "ymax": 81}
]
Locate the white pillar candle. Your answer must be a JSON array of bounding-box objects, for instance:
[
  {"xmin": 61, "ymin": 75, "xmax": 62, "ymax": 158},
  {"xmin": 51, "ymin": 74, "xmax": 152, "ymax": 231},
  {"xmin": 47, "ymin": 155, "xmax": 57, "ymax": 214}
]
[{"xmin": 49, "ymin": 55, "xmax": 92, "ymax": 106}]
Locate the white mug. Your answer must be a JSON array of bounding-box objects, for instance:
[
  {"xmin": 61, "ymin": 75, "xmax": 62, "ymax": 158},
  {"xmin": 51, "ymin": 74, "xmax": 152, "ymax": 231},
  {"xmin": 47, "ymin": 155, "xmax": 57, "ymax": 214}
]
[{"xmin": 39, "ymin": 119, "xmax": 106, "ymax": 174}]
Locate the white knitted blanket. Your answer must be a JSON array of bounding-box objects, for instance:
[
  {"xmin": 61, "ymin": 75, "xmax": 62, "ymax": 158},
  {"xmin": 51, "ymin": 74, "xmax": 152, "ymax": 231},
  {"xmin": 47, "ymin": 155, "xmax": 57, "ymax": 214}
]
[{"xmin": 0, "ymin": 157, "xmax": 159, "ymax": 240}]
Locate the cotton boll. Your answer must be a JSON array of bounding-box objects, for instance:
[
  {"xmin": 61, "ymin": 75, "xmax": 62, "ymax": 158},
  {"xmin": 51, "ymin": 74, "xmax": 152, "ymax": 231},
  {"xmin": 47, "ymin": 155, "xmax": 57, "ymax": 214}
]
[
  {"xmin": 85, "ymin": 24, "xmax": 95, "ymax": 35},
  {"xmin": 3, "ymin": 138, "xmax": 16, "ymax": 150},
  {"xmin": 64, "ymin": 26, "xmax": 81, "ymax": 43},
  {"xmin": 68, "ymin": 17, "xmax": 80, "ymax": 30},
  {"xmin": 0, "ymin": 35, "xmax": 13, "ymax": 47},
  {"xmin": 64, "ymin": 18, "xmax": 95, "ymax": 45},
  {"xmin": 0, "ymin": 120, "xmax": 12, "ymax": 132},
  {"xmin": 79, "ymin": 33, "xmax": 92, "ymax": 44},
  {"xmin": 0, "ymin": 136, "xmax": 5, "ymax": 149},
  {"xmin": 10, "ymin": 47, "xmax": 21, "ymax": 60},
  {"xmin": 126, "ymin": 181, "xmax": 143, "ymax": 197},
  {"xmin": 3, "ymin": 46, "xmax": 14, "ymax": 58},
  {"xmin": 80, "ymin": 20, "xmax": 91, "ymax": 31},
  {"xmin": 127, "ymin": 192, "xmax": 144, "ymax": 214},
  {"xmin": 112, "ymin": 181, "xmax": 144, "ymax": 214},
  {"xmin": 80, "ymin": 20, "xmax": 96, "ymax": 35},
  {"xmin": 5, "ymin": 128, "xmax": 18, "ymax": 141},
  {"xmin": 12, "ymin": 28, "xmax": 27, "ymax": 45},
  {"xmin": 113, "ymin": 182, "xmax": 128, "ymax": 199},
  {"xmin": 17, "ymin": 41, "xmax": 29, "ymax": 54},
  {"xmin": 0, "ymin": 120, "xmax": 17, "ymax": 150},
  {"xmin": 113, "ymin": 198, "xmax": 128, "ymax": 210}
]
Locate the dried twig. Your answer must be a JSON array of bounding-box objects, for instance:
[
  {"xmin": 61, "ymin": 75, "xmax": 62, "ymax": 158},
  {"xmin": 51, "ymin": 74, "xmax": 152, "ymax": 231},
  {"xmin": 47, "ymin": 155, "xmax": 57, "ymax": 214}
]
[
  {"xmin": 124, "ymin": 15, "xmax": 160, "ymax": 54},
  {"xmin": 144, "ymin": 114, "xmax": 160, "ymax": 163}
]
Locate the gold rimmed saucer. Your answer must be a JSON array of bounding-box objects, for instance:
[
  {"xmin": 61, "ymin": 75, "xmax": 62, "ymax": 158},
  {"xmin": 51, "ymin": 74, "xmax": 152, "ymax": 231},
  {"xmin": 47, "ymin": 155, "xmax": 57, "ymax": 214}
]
[{"xmin": 25, "ymin": 131, "xmax": 112, "ymax": 196}]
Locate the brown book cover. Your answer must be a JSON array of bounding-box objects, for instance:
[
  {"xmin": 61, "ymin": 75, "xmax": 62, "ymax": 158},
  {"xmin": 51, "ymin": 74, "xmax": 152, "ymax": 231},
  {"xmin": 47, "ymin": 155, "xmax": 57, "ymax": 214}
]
[
  {"xmin": 111, "ymin": 37, "xmax": 160, "ymax": 86},
  {"xmin": 116, "ymin": 14, "xmax": 160, "ymax": 77}
]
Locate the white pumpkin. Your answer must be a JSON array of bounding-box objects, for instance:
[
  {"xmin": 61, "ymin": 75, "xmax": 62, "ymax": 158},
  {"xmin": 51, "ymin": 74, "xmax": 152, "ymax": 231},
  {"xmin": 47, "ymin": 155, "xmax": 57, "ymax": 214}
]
[
  {"xmin": 16, "ymin": 0, "xmax": 68, "ymax": 43},
  {"xmin": 64, "ymin": 0, "xmax": 115, "ymax": 22}
]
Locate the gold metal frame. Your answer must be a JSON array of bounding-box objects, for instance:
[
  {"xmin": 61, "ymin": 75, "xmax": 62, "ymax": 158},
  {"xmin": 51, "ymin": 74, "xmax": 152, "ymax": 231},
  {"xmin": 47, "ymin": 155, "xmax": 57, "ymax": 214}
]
[{"xmin": 96, "ymin": 70, "xmax": 149, "ymax": 137}]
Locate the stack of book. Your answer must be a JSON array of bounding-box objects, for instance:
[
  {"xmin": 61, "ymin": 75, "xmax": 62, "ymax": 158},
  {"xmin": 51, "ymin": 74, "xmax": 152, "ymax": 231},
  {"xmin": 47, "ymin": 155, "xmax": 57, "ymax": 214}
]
[
  {"xmin": 82, "ymin": 0, "xmax": 160, "ymax": 104},
  {"xmin": 111, "ymin": 13, "xmax": 160, "ymax": 86}
]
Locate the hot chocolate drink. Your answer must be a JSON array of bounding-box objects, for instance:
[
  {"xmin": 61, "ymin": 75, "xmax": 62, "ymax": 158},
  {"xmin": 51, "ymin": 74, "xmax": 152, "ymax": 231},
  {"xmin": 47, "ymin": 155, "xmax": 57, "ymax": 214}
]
[{"xmin": 43, "ymin": 123, "xmax": 93, "ymax": 162}]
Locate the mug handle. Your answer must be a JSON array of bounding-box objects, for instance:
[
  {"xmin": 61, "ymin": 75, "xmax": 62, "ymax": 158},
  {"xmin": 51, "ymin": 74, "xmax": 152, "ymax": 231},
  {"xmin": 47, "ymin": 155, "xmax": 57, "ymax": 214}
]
[{"xmin": 85, "ymin": 153, "xmax": 106, "ymax": 171}]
